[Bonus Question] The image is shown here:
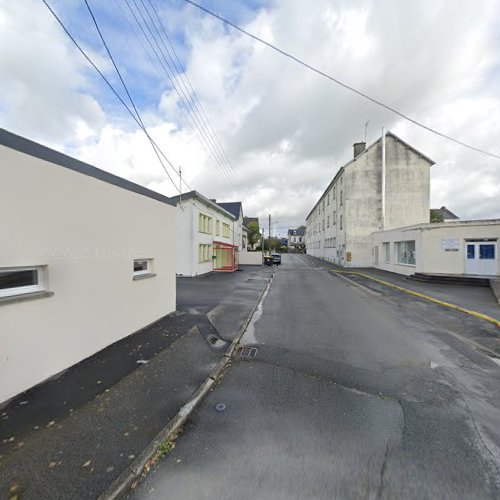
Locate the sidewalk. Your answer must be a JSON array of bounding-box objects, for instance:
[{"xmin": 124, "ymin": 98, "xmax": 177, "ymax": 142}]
[
  {"xmin": 314, "ymin": 259, "xmax": 500, "ymax": 321},
  {"xmin": 0, "ymin": 265, "xmax": 271, "ymax": 499}
]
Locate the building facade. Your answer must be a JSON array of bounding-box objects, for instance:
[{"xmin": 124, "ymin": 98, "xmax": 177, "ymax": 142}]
[
  {"xmin": 173, "ymin": 192, "xmax": 241, "ymax": 276},
  {"xmin": 0, "ymin": 129, "xmax": 176, "ymax": 404},
  {"xmin": 306, "ymin": 132, "xmax": 434, "ymax": 267},
  {"xmin": 371, "ymin": 220, "xmax": 500, "ymax": 277},
  {"xmin": 288, "ymin": 226, "xmax": 306, "ymax": 252}
]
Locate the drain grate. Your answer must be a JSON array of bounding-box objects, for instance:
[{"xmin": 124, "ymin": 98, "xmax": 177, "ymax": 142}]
[{"xmin": 236, "ymin": 346, "xmax": 258, "ymax": 358}]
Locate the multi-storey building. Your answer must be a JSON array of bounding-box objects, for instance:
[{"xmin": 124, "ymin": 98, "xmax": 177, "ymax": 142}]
[
  {"xmin": 172, "ymin": 192, "xmax": 244, "ymax": 276},
  {"xmin": 306, "ymin": 132, "xmax": 434, "ymax": 267}
]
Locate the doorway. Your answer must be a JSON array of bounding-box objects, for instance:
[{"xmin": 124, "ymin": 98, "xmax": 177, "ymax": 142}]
[{"xmin": 465, "ymin": 240, "xmax": 497, "ymax": 276}]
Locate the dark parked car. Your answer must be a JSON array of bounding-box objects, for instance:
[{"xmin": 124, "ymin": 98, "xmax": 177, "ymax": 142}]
[{"xmin": 271, "ymin": 253, "xmax": 281, "ymax": 265}]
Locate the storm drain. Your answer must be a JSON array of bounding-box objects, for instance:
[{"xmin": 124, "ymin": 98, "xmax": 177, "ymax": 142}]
[{"xmin": 236, "ymin": 346, "xmax": 258, "ymax": 358}]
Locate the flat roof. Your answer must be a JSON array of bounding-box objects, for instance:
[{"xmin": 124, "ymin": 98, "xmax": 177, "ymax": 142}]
[
  {"xmin": 0, "ymin": 128, "xmax": 176, "ymax": 207},
  {"xmin": 373, "ymin": 219, "xmax": 500, "ymax": 234}
]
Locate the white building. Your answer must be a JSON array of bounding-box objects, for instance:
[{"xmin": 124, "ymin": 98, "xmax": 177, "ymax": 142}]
[
  {"xmin": 306, "ymin": 132, "xmax": 434, "ymax": 267},
  {"xmin": 371, "ymin": 220, "xmax": 499, "ymax": 277},
  {"xmin": 0, "ymin": 128, "xmax": 176, "ymax": 404},
  {"xmin": 172, "ymin": 192, "xmax": 242, "ymax": 276},
  {"xmin": 288, "ymin": 227, "xmax": 306, "ymax": 251}
]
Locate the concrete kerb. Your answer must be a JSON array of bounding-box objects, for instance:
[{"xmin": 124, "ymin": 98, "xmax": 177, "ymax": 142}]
[
  {"xmin": 331, "ymin": 270, "xmax": 500, "ymax": 330},
  {"xmin": 99, "ymin": 269, "xmax": 276, "ymax": 500}
]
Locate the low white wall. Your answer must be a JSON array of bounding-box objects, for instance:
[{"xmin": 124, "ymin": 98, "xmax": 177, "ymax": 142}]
[
  {"xmin": 239, "ymin": 251, "xmax": 263, "ymax": 265},
  {"xmin": 0, "ymin": 144, "xmax": 176, "ymax": 404},
  {"xmin": 371, "ymin": 221, "xmax": 500, "ymax": 276}
]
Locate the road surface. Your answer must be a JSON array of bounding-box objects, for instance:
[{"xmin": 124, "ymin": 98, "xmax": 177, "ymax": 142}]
[{"xmin": 131, "ymin": 254, "xmax": 500, "ymax": 500}]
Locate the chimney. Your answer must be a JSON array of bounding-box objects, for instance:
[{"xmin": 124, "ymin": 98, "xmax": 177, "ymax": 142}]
[
  {"xmin": 210, "ymin": 198, "xmax": 217, "ymax": 203},
  {"xmin": 353, "ymin": 142, "xmax": 366, "ymax": 158}
]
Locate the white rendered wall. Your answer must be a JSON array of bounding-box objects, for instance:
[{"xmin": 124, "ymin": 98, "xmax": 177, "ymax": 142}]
[
  {"xmin": 175, "ymin": 197, "xmax": 235, "ymax": 276},
  {"xmin": 371, "ymin": 221, "xmax": 500, "ymax": 276},
  {"xmin": 0, "ymin": 145, "xmax": 176, "ymax": 404},
  {"xmin": 239, "ymin": 252, "xmax": 263, "ymax": 265}
]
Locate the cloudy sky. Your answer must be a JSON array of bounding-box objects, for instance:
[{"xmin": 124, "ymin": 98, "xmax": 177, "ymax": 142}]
[{"xmin": 1, "ymin": 0, "xmax": 499, "ymax": 235}]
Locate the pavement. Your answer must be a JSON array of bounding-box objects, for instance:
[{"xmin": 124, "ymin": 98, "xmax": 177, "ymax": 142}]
[
  {"xmin": 131, "ymin": 254, "xmax": 500, "ymax": 500},
  {"xmin": 323, "ymin": 262, "xmax": 500, "ymax": 321},
  {"xmin": 0, "ymin": 265, "xmax": 272, "ymax": 500}
]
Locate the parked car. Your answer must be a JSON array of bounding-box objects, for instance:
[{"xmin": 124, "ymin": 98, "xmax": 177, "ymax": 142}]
[{"xmin": 271, "ymin": 253, "xmax": 281, "ymax": 265}]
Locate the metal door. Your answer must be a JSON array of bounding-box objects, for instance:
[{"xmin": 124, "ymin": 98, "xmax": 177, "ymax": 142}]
[{"xmin": 465, "ymin": 241, "xmax": 497, "ymax": 275}]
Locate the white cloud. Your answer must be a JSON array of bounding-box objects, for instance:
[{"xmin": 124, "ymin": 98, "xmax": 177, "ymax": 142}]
[{"xmin": 1, "ymin": 0, "xmax": 499, "ymax": 229}]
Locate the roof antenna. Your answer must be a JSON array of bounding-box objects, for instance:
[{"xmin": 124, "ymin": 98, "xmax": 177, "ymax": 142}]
[
  {"xmin": 179, "ymin": 166, "xmax": 182, "ymax": 204},
  {"xmin": 365, "ymin": 121, "xmax": 369, "ymax": 143}
]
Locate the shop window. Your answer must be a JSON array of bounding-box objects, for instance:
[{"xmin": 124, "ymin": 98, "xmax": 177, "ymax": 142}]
[{"xmin": 396, "ymin": 240, "xmax": 416, "ymax": 265}]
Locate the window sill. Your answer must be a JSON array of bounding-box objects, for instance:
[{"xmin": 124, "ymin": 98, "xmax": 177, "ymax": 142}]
[
  {"xmin": 0, "ymin": 290, "xmax": 54, "ymax": 306},
  {"xmin": 395, "ymin": 263, "xmax": 416, "ymax": 267},
  {"xmin": 133, "ymin": 273, "xmax": 157, "ymax": 281}
]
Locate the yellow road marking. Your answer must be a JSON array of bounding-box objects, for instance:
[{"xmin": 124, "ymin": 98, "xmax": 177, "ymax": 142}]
[{"xmin": 330, "ymin": 270, "xmax": 500, "ymax": 329}]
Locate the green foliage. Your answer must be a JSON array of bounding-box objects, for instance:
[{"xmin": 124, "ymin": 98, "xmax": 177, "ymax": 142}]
[
  {"xmin": 430, "ymin": 210, "xmax": 444, "ymax": 223},
  {"xmin": 247, "ymin": 222, "xmax": 262, "ymax": 246}
]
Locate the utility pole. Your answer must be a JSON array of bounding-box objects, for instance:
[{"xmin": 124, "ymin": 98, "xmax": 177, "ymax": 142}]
[
  {"xmin": 179, "ymin": 166, "xmax": 182, "ymax": 204},
  {"xmin": 268, "ymin": 214, "xmax": 271, "ymax": 254}
]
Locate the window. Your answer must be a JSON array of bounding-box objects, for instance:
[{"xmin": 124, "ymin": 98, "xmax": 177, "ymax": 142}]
[
  {"xmin": 396, "ymin": 241, "xmax": 416, "ymax": 265},
  {"xmin": 327, "ymin": 216, "xmax": 330, "ymax": 228},
  {"xmin": 0, "ymin": 267, "xmax": 44, "ymax": 298},
  {"xmin": 340, "ymin": 215, "xmax": 343, "ymax": 230},
  {"xmin": 222, "ymin": 223, "xmax": 231, "ymax": 238},
  {"xmin": 318, "ymin": 205, "xmax": 321, "ymax": 215},
  {"xmin": 198, "ymin": 244, "xmax": 212, "ymax": 263},
  {"xmin": 322, "ymin": 200, "xmax": 325, "ymax": 211},
  {"xmin": 479, "ymin": 244, "xmax": 495, "ymax": 259},
  {"xmin": 383, "ymin": 242, "xmax": 390, "ymax": 263},
  {"xmin": 327, "ymin": 193, "xmax": 330, "ymax": 206},
  {"xmin": 340, "ymin": 191, "xmax": 343, "ymax": 206},
  {"xmin": 333, "ymin": 211, "xmax": 336, "ymax": 224},
  {"xmin": 333, "ymin": 186, "xmax": 336, "ymax": 199},
  {"xmin": 216, "ymin": 220, "xmax": 220, "ymax": 236},
  {"xmin": 133, "ymin": 259, "xmax": 154, "ymax": 278},
  {"xmin": 467, "ymin": 244, "xmax": 475, "ymax": 259},
  {"xmin": 322, "ymin": 219, "xmax": 325, "ymax": 231},
  {"xmin": 198, "ymin": 213, "xmax": 212, "ymax": 234}
]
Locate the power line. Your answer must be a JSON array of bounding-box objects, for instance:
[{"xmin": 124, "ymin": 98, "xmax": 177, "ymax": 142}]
[
  {"xmin": 182, "ymin": 0, "xmax": 500, "ymax": 161},
  {"xmin": 125, "ymin": 0, "xmax": 247, "ymax": 198},
  {"xmin": 41, "ymin": 0, "xmax": 189, "ymax": 194},
  {"xmin": 83, "ymin": 0, "xmax": 189, "ymax": 194},
  {"xmin": 145, "ymin": 0, "xmax": 249, "ymax": 198}
]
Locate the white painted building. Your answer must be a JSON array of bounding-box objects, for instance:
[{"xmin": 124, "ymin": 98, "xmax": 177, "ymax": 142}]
[
  {"xmin": 306, "ymin": 132, "xmax": 434, "ymax": 267},
  {"xmin": 172, "ymin": 192, "xmax": 242, "ymax": 276},
  {"xmin": 288, "ymin": 227, "xmax": 306, "ymax": 251},
  {"xmin": 371, "ymin": 220, "xmax": 500, "ymax": 277},
  {"xmin": 0, "ymin": 128, "xmax": 176, "ymax": 404}
]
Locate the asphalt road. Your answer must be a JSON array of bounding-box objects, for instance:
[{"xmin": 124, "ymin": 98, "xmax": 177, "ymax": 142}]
[{"xmin": 131, "ymin": 254, "xmax": 500, "ymax": 500}]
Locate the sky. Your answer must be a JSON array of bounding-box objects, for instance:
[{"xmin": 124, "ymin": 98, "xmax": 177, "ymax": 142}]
[{"xmin": 1, "ymin": 0, "xmax": 500, "ymax": 236}]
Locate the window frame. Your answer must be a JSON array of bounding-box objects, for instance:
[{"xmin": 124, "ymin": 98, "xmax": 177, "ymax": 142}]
[
  {"xmin": 0, "ymin": 266, "xmax": 44, "ymax": 298},
  {"xmin": 133, "ymin": 258, "xmax": 154, "ymax": 277},
  {"xmin": 395, "ymin": 240, "xmax": 416, "ymax": 266}
]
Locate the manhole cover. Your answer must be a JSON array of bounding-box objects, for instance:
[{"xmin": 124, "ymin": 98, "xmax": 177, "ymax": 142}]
[{"xmin": 236, "ymin": 346, "xmax": 258, "ymax": 358}]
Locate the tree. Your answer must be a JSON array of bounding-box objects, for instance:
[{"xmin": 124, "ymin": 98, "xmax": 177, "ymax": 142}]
[
  {"xmin": 430, "ymin": 209, "xmax": 444, "ymax": 223},
  {"xmin": 247, "ymin": 222, "xmax": 262, "ymax": 248}
]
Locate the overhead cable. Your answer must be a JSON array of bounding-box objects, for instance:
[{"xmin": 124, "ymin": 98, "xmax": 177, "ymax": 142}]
[{"xmin": 182, "ymin": 0, "xmax": 500, "ymax": 161}]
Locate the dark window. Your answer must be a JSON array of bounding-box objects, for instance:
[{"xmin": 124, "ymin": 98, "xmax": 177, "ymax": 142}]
[
  {"xmin": 479, "ymin": 244, "xmax": 495, "ymax": 259},
  {"xmin": 0, "ymin": 270, "xmax": 38, "ymax": 290},
  {"xmin": 134, "ymin": 260, "xmax": 149, "ymax": 272},
  {"xmin": 467, "ymin": 244, "xmax": 475, "ymax": 259}
]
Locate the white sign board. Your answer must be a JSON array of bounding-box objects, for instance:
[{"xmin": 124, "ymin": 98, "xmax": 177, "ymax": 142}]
[{"xmin": 441, "ymin": 239, "xmax": 459, "ymax": 251}]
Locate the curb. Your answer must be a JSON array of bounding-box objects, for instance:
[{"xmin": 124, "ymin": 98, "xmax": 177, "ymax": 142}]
[
  {"xmin": 330, "ymin": 270, "xmax": 500, "ymax": 329},
  {"xmin": 99, "ymin": 269, "xmax": 275, "ymax": 500}
]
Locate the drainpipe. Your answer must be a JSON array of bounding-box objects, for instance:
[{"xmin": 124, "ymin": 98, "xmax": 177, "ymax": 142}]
[{"xmin": 381, "ymin": 127, "xmax": 386, "ymax": 230}]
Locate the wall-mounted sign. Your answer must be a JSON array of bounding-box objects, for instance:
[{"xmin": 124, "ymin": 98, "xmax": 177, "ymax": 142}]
[{"xmin": 441, "ymin": 239, "xmax": 459, "ymax": 251}]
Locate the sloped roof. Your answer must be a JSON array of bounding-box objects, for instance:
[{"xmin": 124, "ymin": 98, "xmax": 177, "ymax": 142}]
[
  {"xmin": 170, "ymin": 190, "xmax": 236, "ymax": 219},
  {"xmin": 0, "ymin": 128, "xmax": 175, "ymax": 206},
  {"xmin": 306, "ymin": 130, "xmax": 435, "ymax": 220},
  {"xmin": 288, "ymin": 227, "xmax": 305, "ymax": 236},
  {"xmin": 218, "ymin": 201, "xmax": 243, "ymax": 219},
  {"xmin": 243, "ymin": 216, "xmax": 259, "ymax": 227},
  {"xmin": 431, "ymin": 206, "xmax": 459, "ymax": 220}
]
